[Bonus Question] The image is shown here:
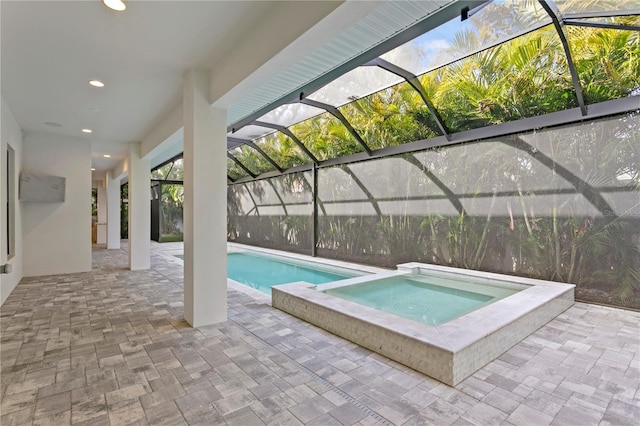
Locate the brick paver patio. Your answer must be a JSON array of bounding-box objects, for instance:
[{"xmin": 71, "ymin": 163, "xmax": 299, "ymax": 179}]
[{"xmin": 1, "ymin": 243, "xmax": 638, "ymax": 425}]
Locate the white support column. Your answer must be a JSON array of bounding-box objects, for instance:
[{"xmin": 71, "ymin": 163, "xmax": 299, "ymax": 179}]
[
  {"xmin": 96, "ymin": 182, "xmax": 107, "ymax": 244},
  {"xmin": 106, "ymin": 170, "xmax": 121, "ymax": 249},
  {"xmin": 128, "ymin": 142, "xmax": 150, "ymax": 270},
  {"xmin": 183, "ymin": 69, "xmax": 227, "ymax": 327}
]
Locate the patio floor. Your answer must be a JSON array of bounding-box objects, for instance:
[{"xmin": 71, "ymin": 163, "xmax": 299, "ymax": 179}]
[{"xmin": 1, "ymin": 242, "xmax": 638, "ymax": 425}]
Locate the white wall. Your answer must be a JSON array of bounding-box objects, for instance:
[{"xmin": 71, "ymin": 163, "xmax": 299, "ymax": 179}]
[
  {"xmin": 22, "ymin": 132, "xmax": 91, "ymax": 276},
  {"xmin": 127, "ymin": 142, "xmax": 150, "ymax": 270},
  {"xmin": 1, "ymin": 97, "xmax": 24, "ymax": 305},
  {"xmin": 106, "ymin": 170, "xmax": 121, "ymax": 249},
  {"xmin": 141, "ymin": 103, "xmax": 182, "ymax": 159},
  {"xmin": 183, "ymin": 70, "xmax": 228, "ymax": 326}
]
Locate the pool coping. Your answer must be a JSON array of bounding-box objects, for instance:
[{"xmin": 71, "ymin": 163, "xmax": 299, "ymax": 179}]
[
  {"xmin": 272, "ymin": 262, "xmax": 575, "ymax": 386},
  {"xmin": 227, "ymin": 243, "xmax": 390, "ymax": 275}
]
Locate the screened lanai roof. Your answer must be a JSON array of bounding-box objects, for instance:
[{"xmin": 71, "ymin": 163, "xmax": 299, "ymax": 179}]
[{"xmin": 225, "ymin": 0, "xmax": 639, "ymax": 182}]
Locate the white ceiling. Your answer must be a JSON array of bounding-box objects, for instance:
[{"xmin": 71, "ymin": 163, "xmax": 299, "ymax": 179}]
[
  {"xmin": 1, "ymin": 0, "xmax": 457, "ymax": 178},
  {"xmin": 1, "ymin": 0, "xmax": 288, "ymax": 173}
]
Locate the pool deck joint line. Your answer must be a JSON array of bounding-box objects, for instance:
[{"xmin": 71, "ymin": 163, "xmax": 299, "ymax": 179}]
[{"xmin": 231, "ymin": 316, "xmax": 394, "ymax": 426}]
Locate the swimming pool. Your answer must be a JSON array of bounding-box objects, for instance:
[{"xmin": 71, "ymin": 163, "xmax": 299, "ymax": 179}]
[
  {"xmin": 273, "ymin": 262, "xmax": 574, "ymax": 385},
  {"xmin": 324, "ymin": 274, "xmax": 518, "ymax": 326},
  {"xmin": 227, "ymin": 251, "xmax": 365, "ymax": 294}
]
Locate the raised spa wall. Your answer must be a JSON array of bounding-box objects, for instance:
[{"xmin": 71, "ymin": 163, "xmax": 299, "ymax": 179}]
[{"xmin": 272, "ymin": 263, "xmax": 575, "ymax": 386}]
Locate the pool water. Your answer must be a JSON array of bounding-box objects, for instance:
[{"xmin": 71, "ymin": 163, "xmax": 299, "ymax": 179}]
[
  {"xmin": 228, "ymin": 252, "xmax": 359, "ymax": 294},
  {"xmin": 324, "ymin": 275, "xmax": 518, "ymax": 326}
]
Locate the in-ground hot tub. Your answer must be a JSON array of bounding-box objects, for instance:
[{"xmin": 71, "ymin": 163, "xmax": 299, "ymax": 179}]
[{"xmin": 273, "ymin": 262, "xmax": 574, "ymax": 386}]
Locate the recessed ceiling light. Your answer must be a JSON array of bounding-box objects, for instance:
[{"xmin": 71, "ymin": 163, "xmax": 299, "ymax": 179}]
[
  {"xmin": 44, "ymin": 122, "xmax": 62, "ymax": 127},
  {"xmin": 89, "ymin": 80, "xmax": 105, "ymax": 88},
  {"xmin": 82, "ymin": 129, "xmax": 93, "ymax": 133},
  {"xmin": 91, "ymin": 168, "xmax": 96, "ymax": 171},
  {"xmin": 103, "ymin": 0, "xmax": 126, "ymax": 12},
  {"xmin": 104, "ymin": 154, "xmax": 111, "ymax": 158}
]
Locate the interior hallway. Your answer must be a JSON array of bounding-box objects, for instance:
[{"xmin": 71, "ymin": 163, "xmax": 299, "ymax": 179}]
[{"xmin": 1, "ymin": 243, "xmax": 638, "ymax": 425}]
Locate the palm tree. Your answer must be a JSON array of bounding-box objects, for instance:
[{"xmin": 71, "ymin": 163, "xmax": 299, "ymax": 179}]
[{"xmin": 226, "ymin": 4, "xmax": 640, "ymax": 308}]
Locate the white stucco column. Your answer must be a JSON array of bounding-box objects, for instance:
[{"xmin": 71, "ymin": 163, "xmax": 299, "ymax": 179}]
[
  {"xmin": 96, "ymin": 182, "xmax": 107, "ymax": 244},
  {"xmin": 128, "ymin": 142, "xmax": 150, "ymax": 270},
  {"xmin": 106, "ymin": 170, "xmax": 121, "ymax": 249},
  {"xmin": 183, "ymin": 69, "xmax": 227, "ymax": 327}
]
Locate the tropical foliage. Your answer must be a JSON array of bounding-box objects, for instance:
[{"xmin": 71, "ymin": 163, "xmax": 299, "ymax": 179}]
[
  {"xmin": 228, "ymin": 172, "xmax": 313, "ymax": 254},
  {"xmin": 151, "ymin": 159, "xmax": 184, "ymax": 241},
  {"xmin": 229, "ymin": 114, "xmax": 639, "ymax": 308},
  {"xmin": 158, "ymin": 184, "xmax": 184, "ymax": 241},
  {"xmin": 227, "ymin": 2, "xmax": 639, "ymax": 309},
  {"xmin": 120, "ymin": 184, "xmax": 128, "ymax": 239}
]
